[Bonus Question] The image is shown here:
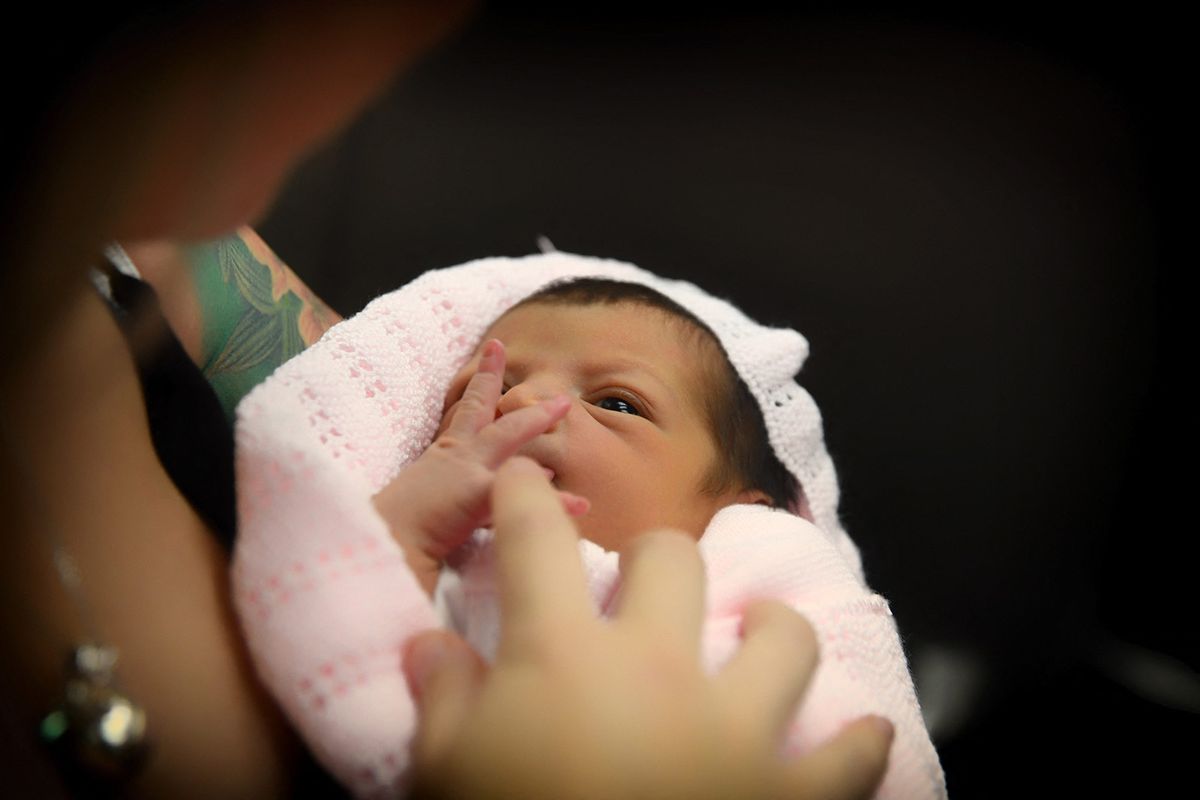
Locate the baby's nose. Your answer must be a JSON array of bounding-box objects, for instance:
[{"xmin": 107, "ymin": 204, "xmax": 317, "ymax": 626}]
[{"xmin": 496, "ymin": 381, "xmax": 566, "ymax": 431}]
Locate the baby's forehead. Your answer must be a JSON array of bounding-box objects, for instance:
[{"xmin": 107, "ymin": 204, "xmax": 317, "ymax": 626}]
[
  {"xmin": 489, "ymin": 298, "xmax": 701, "ymax": 348},
  {"xmin": 483, "ymin": 299, "xmax": 726, "ymax": 391}
]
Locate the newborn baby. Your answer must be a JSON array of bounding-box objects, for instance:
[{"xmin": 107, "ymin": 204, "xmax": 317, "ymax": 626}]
[
  {"xmin": 232, "ymin": 254, "xmax": 947, "ymax": 799},
  {"xmin": 376, "ymin": 279, "xmax": 793, "ymax": 598}
]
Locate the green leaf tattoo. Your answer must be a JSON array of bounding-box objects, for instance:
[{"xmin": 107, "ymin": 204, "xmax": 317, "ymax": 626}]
[
  {"xmin": 186, "ymin": 236, "xmax": 318, "ymax": 420},
  {"xmin": 215, "ymin": 236, "xmax": 279, "ymax": 315}
]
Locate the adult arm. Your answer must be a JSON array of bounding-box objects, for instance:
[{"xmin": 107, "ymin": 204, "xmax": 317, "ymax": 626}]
[
  {"xmin": 0, "ymin": 284, "xmax": 301, "ymax": 798},
  {"xmin": 122, "ymin": 227, "xmax": 341, "ymax": 419}
]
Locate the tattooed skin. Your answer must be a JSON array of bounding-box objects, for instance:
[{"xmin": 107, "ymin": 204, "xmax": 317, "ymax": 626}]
[{"xmin": 185, "ymin": 228, "xmax": 340, "ymax": 419}]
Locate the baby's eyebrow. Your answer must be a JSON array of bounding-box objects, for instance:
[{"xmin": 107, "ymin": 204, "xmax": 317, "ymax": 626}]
[
  {"xmin": 580, "ymin": 358, "xmax": 676, "ymax": 402},
  {"xmin": 581, "ymin": 355, "xmax": 661, "ymax": 375}
]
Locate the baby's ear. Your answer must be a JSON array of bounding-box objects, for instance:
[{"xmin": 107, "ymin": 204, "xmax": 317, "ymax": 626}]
[{"xmin": 734, "ymin": 488, "xmax": 773, "ymax": 508}]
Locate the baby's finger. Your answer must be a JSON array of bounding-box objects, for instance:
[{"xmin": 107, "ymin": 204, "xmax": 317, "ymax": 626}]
[
  {"xmin": 612, "ymin": 529, "xmax": 706, "ymax": 654},
  {"xmin": 446, "ymin": 339, "xmax": 506, "ymax": 435},
  {"xmin": 713, "ymin": 600, "xmax": 818, "ymax": 741},
  {"xmin": 478, "ymin": 395, "xmax": 570, "ymax": 469},
  {"xmin": 491, "ymin": 457, "xmax": 594, "ymax": 641},
  {"xmin": 558, "ymin": 490, "xmax": 590, "ymax": 517},
  {"xmin": 781, "ymin": 715, "xmax": 893, "ymax": 800}
]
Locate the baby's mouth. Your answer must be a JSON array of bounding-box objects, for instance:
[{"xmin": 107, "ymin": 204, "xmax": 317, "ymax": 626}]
[
  {"xmin": 519, "ymin": 449, "xmax": 556, "ymax": 482},
  {"xmin": 517, "ymin": 440, "xmax": 560, "ymax": 485}
]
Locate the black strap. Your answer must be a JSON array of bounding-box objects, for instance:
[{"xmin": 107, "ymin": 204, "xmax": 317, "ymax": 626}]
[{"xmin": 95, "ymin": 260, "xmax": 237, "ymax": 551}]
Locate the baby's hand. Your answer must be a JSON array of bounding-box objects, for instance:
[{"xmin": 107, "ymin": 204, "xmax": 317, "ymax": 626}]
[{"xmin": 373, "ymin": 339, "xmax": 588, "ymax": 593}]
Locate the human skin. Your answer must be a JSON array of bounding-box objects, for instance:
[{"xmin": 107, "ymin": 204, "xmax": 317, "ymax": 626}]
[
  {"xmin": 373, "ymin": 337, "xmax": 590, "ymax": 595},
  {"xmin": 402, "ymin": 457, "xmax": 894, "ymax": 800},
  {"xmin": 373, "ymin": 302, "xmax": 768, "ymax": 593},
  {"xmin": 449, "ymin": 303, "xmax": 762, "ymax": 550},
  {"xmin": 123, "ymin": 228, "xmax": 344, "ymax": 420},
  {"xmin": 8, "ymin": 2, "xmax": 475, "ymax": 359},
  {"xmin": 0, "ymin": 4, "xmax": 474, "ymax": 797},
  {"xmin": 2, "ymin": 2, "xmax": 895, "ymax": 795}
]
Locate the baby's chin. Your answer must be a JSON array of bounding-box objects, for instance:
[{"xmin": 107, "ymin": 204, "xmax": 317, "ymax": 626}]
[
  {"xmin": 574, "ymin": 507, "xmax": 716, "ymax": 554},
  {"xmin": 571, "ymin": 517, "xmax": 651, "ymax": 555}
]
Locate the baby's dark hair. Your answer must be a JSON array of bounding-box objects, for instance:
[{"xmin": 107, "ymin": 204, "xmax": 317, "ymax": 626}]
[{"xmin": 514, "ymin": 278, "xmax": 798, "ymax": 508}]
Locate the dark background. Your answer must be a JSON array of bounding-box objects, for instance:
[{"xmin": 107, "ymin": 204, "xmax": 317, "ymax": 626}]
[{"xmin": 258, "ymin": 4, "xmax": 1191, "ymax": 797}]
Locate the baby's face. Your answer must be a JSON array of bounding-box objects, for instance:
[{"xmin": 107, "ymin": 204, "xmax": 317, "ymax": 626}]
[{"xmin": 441, "ymin": 302, "xmax": 737, "ymax": 552}]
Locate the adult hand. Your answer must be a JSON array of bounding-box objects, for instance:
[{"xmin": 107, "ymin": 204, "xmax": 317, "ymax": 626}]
[{"xmin": 402, "ymin": 457, "xmax": 893, "ymax": 800}]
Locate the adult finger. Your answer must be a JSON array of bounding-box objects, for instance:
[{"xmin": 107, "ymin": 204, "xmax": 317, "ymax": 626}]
[
  {"xmin": 403, "ymin": 630, "xmax": 488, "ymax": 766},
  {"xmin": 491, "ymin": 457, "xmax": 594, "ymax": 639},
  {"xmin": 477, "ymin": 395, "xmax": 570, "ymax": 469},
  {"xmin": 446, "ymin": 339, "xmax": 505, "ymax": 435},
  {"xmin": 465, "ymin": 489, "xmax": 587, "ymax": 531},
  {"xmin": 713, "ymin": 600, "xmax": 819, "ymax": 741},
  {"xmin": 612, "ymin": 529, "xmax": 706, "ymax": 653},
  {"xmin": 782, "ymin": 715, "xmax": 893, "ymax": 800}
]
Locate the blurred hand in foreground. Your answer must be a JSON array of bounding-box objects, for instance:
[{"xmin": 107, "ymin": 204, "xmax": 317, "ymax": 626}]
[{"xmin": 403, "ymin": 456, "xmax": 893, "ymax": 800}]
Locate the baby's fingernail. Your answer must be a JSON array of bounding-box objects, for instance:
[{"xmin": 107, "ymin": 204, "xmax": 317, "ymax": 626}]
[
  {"xmin": 544, "ymin": 395, "xmax": 570, "ymax": 414},
  {"xmin": 567, "ymin": 495, "xmax": 590, "ymax": 515},
  {"xmin": 481, "ymin": 339, "xmax": 500, "ymax": 363}
]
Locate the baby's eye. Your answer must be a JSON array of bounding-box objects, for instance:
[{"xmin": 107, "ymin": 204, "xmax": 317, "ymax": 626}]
[{"xmin": 597, "ymin": 396, "xmax": 641, "ymax": 416}]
